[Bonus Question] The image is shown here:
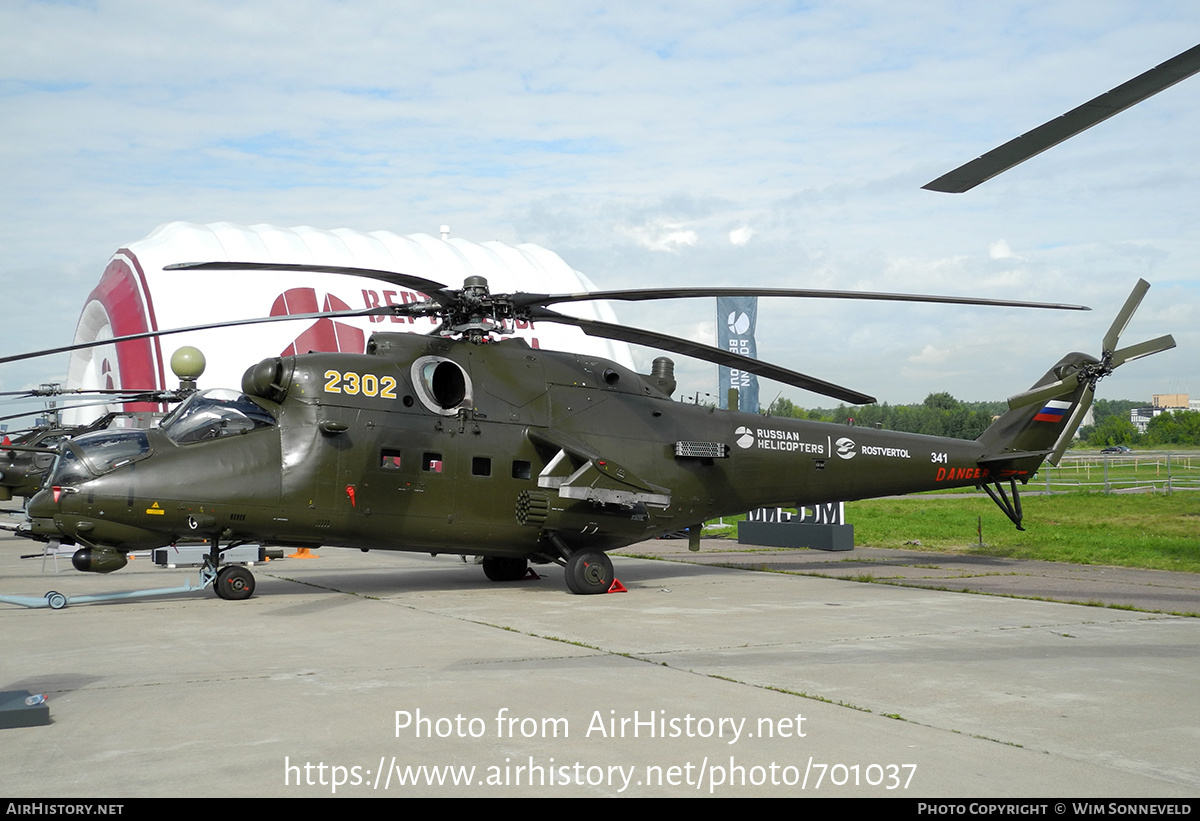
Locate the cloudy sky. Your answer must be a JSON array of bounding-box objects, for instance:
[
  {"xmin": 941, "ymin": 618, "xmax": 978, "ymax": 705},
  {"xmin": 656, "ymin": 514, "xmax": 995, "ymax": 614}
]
[{"xmin": 2, "ymin": 1, "xmax": 1198, "ymax": 410}]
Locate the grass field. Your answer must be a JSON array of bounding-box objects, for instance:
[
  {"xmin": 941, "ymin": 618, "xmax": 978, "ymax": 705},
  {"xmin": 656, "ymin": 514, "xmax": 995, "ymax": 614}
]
[{"xmin": 845, "ymin": 491, "xmax": 1200, "ymax": 573}]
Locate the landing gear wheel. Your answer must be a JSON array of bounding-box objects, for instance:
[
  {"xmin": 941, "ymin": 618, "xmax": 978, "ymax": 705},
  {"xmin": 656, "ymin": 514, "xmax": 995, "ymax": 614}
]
[
  {"xmin": 214, "ymin": 565, "xmax": 255, "ymax": 601},
  {"xmin": 564, "ymin": 551, "xmax": 614, "ymax": 595},
  {"xmin": 482, "ymin": 556, "xmax": 528, "ymax": 582},
  {"xmin": 45, "ymin": 591, "xmax": 67, "ymax": 610}
]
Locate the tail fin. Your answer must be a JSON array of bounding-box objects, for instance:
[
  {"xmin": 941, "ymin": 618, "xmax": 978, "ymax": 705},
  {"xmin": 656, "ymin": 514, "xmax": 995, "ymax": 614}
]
[
  {"xmin": 970, "ymin": 280, "xmax": 1174, "ymax": 531},
  {"xmin": 968, "ymin": 353, "xmax": 1097, "ymax": 531},
  {"xmin": 979, "ymin": 279, "xmax": 1176, "ymax": 472},
  {"xmin": 975, "ymin": 352, "xmax": 1097, "ymax": 478}
]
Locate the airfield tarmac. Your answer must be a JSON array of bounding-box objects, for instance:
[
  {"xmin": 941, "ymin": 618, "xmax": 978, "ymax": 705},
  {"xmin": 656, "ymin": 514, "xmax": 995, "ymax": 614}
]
[{"xmin": 1, "ymin": 530, "xmax": 1198, "ymax": 798}]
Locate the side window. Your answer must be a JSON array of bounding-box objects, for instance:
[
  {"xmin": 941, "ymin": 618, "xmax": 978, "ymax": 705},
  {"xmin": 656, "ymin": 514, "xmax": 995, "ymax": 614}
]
[
  {"xmin": 423, "ymin": 452, "xmax": 443, "ymax": 473},
  {"xmin": 380, "ymin": 449, "xmax": 402, "ymax": 470},
  {"xmin": 511, "ymin": 460, "xmax": 531, "ymax": 480},
  {"xmin": 472, "ymin": 457, "xmax": 491, "ymax": 477}
]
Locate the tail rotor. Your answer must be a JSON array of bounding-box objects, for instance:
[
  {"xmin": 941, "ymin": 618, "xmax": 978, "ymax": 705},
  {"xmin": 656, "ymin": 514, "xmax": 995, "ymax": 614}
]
[{"xmin": 1005, "ymin": 279, "xmax": 1175, "ymax": 465}]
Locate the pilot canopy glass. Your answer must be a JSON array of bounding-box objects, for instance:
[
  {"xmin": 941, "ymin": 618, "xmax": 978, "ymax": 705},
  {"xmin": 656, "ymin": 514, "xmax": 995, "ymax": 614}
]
[
  {"xmin": 161, "ymin": 389, "xmax": 277, "ymax": 445},
  {"xmin": 51, "ymin": 429, "xmax": 151, "ymax": 486}
]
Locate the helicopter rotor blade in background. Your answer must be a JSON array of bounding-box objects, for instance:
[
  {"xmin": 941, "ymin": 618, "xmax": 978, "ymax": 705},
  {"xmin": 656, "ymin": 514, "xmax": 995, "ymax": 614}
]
[
  {"xmin": 0, "ymin": 401, "xmax": 116, "ymax": 425},
  {"xmin": 529, "ymin": 306, "xmax": 876, "ymax": 404},
  {"xmin": 0, "ymin": 390, "xmax": 179, "ymax": 425},
  {"xmin": 923, "ymin": 43, "xmax": 1200, "ymax": 193},
  {"xmin": 0, "ymin": 387, "xmax": 158, "ymax": 399}
]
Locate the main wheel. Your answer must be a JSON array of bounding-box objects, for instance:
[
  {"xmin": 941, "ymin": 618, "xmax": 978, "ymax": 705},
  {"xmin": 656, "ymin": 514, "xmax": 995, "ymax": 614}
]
[
  {"xmin": 564, "ymin": 550, "xmax": 614, "ymax": 595},
  {"xmin": 215, "ymin": 565, "xmax": 255, "ymax": 601},
  {"xmin": 482, "ymin": 556, "xmax": 528, "ymax": 582}
]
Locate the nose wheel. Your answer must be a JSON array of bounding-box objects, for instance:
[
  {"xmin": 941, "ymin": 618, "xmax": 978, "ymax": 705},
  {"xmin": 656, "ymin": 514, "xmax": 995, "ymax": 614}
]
[{"xmin": 214, "ymin": 565, "xmax": 256, "ymax": 600}]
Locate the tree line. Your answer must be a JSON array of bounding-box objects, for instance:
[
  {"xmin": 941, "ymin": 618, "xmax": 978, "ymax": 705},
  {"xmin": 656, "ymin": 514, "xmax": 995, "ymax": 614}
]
[
  {"xmin": 763, "ymin": 392, "xmax": 1006, "ymax": 441},
  {"xmin": 761, "ymin": 394, "xmax": 1200, "ymax": 447}
]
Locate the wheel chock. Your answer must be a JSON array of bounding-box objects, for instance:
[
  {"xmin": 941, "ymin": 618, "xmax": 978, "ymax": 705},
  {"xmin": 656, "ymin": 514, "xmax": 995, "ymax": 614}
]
[
  {"xmin": 523, "ymin": 567, "xmax": 541, "ymax": 580},
  {"xmin": 287, "ymin": 548, "xmax": 318, "ymax": 559},
  {"xmin": 606, "ymin": 578, "xmax": 628, "ymax": 594}
]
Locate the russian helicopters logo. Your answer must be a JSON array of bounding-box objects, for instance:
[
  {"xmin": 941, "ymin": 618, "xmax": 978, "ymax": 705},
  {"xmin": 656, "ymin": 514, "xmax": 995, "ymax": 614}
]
[
  {"xmin": 727, "ymin": 311, "xmax": 751, "ymax": 335},
  {"xmin": 835, "ymin": 437, "xmax": 857, "ymax": 459},
  {"xmin": 735, "ymin": 426, "xmax": 825, "ymax": 453}
]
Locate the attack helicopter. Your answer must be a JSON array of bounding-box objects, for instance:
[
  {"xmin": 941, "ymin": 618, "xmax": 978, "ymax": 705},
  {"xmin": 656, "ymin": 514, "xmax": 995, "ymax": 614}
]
[
  {"xmin": 0, "ymin": 386, "xmax": 185, "ymax": 502},
  {"xmin": 14, "ymin": 265, "xmax": 1173, "ymax": 599},
  {"xmin": 5, "ymin": 43, "xmax": 1188, "ymax": 602}
]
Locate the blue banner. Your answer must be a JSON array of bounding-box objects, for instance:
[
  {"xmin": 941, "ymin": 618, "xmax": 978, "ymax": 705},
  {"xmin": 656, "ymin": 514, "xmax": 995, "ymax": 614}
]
[{"xmin": 716, "ymin": 296, "xmax": 760, "ymax": 413}]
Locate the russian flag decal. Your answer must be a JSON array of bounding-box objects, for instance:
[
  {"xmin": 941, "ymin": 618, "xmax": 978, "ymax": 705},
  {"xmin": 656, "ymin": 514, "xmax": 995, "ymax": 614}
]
[{"xmin": 1034, "ymin": 399, "xmax": 1072, "ymax": 423}]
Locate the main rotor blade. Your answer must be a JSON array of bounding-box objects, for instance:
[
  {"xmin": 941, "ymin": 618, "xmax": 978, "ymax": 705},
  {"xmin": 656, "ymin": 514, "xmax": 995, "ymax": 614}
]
[
  {"xmin": 0, "ymin": 443, "xmax": 60, "ymax": 455},
  {"xmin": 1102, "ymin": 279, "xmax": 1151, "ymax": 354},
  {"xmin": 0, "ymin": 306, "xmax": 397, "ymax": 367},
  {"xmin": 0, "ymin": 387, "xmax": 160, "ymax": 400},
  {"xmin": 924, "ymin": 43, "xmax": 1200, "ymax": 193},
  {"xmin": 1006, "ymin": 373, "xmax": 1081, "ymax": 410},
  {"xmin": 1110, "ymin": 334, "xmax": 1176, "ymax": 368},
  {"xmin": 0, "ymin": 392, "xmax": 175, "ymax": 424},
  {"xmin": 165, "ymin": 262, "xmax": 453, "ymax": 305},
  {"xmin": 514, "ymin": 287, "xmax": 1090, "ymax": 312},
  {"xmin": 530, "ymin": 307, "xmax": 875, "ymax": 405},
  {"xmin": 1048, "ymin": 387, "xmax": 1094, "ymax": 467},
  {"xmin": 0, "ymin": 402, "xmax": 113, "ymax": 424}
]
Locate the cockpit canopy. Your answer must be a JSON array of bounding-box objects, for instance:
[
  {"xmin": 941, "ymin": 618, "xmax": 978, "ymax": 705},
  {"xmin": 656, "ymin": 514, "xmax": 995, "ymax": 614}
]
[
  {"xmin": 51, "ymin": 429, "xmax": 151, "ymax": 486},
  {"xmin": 160, "ymin": 389, "xmax": 277, "ymax": 446}
]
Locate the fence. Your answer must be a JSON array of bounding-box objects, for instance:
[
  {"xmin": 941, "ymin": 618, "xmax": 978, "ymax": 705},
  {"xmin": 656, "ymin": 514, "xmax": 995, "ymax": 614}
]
[{"xmin": 1037, "ymin": 452, "xmax": 1200, "ymax": 493}]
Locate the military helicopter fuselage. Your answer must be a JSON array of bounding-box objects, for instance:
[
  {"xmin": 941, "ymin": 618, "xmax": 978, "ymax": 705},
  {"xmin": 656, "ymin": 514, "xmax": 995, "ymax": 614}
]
[
  {"xmin": 1, "ymin": 427, "xmax": 74, "ymax": 501},
  {"xmin": 22, "ymin": 270, "xmax": 1171, "ymax": 597},
  {"xmin": 26, "ymin": 331, "xmax": 999, "ymax": 589}
]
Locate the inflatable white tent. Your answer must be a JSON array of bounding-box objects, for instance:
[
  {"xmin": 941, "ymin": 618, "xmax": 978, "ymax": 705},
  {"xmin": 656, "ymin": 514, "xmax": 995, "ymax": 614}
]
[{"xmin": 63, "ymin": 222, "xmax": 633, "ymax": 423}]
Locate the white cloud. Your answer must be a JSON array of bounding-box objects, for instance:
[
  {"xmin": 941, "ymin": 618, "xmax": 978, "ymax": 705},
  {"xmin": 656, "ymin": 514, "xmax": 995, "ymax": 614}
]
[
  {"xmin": 729, "ymin": 225, "xmax": 755, "ymax": 246},
  {"xmin": 909, "ymin": 344, "xmax": 951, "ymax": 365},
  {"xmin": 989, "ymin": 239, "xmax": 1018, "ymax": 259},
  {"xmin": 617, "ymin": 221, "xmax": 699, "ymax": 253}
]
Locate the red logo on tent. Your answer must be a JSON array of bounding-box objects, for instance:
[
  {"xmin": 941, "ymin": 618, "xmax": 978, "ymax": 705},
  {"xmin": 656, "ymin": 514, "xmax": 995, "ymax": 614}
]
[{"xmin": 270, "ymin": 289, "xmax": 366, "ymax": 356}]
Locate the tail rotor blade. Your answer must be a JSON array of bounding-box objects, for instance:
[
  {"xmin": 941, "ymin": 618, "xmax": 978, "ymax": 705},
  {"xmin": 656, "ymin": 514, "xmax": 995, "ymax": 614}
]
[
  {"xmin": 1102, "ymin": 279, "xmax": 1150, "ymax": 354},
  {"xmin": 1110, "ymin": 334, "xmax": 1176, "ymax": 368},
  {"xmin": 1007, "ymin": 373, "xmax": 1080, "ymax": 410},
  {"xmin": 1047, "ymin": 387, "xmax": 1094, "ymax": 467}
]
